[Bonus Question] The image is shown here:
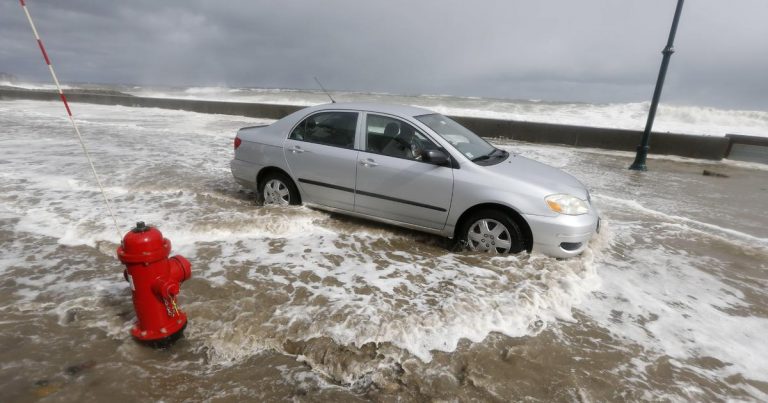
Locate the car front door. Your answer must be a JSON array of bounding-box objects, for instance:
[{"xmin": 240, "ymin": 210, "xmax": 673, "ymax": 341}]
[
  {"xmin": 355, "ymin": 113, "xmax": 454, "ymax": 230},
  {"xmin": 283, "ymin": 111, "xmax": 360, "ymax": 211}
]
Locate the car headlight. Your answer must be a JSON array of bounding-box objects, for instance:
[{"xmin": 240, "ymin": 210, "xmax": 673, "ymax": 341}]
[{"xmin": 545, "ymin": 194, "xmax": 589, "ymax": 215}]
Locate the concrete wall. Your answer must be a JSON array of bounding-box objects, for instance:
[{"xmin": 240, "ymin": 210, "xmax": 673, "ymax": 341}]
[
  {"xmin": 452, "ymin": 116, "xmax": 730, "ymax": 160},
  {"xmin": 0, "ymin": 87, "xmax": 303, "ymax": 120},
  {"xmin": 725, "ymin": 134, "xmax": 768, "ymax": 164},
  {"xmin": 0, "ymin": 87, "xmax": 741, "ymax": 160}
]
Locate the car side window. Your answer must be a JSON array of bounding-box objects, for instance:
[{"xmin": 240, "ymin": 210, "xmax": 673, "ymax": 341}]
[
  {"xmin": 366, "ymin": 114, "xmax": 439, "ymax": 161},
  {"xmin": 289, "ymin": 111, "xmax": 358, "ymax": 149}
]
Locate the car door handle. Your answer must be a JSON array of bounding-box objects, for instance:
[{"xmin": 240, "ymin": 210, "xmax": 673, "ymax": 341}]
[
  {"xmin": 289, "ymin": 146, "xmax": 306, "ymax": 154},
  {"xmin": 360, "ymin": 158, "xmax": 379, "ymax": 167}
]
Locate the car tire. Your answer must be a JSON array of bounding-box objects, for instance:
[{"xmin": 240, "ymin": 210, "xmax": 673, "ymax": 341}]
[
  {"xmin": 258, "ymin": 172, "xmax": 300, "ymax": 206},
  {"xmin": 458, "ymin": 209, "xmax": 525, "ymax": 254}
]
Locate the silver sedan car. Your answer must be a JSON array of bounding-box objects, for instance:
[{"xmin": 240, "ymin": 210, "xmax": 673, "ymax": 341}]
[{"xmin": 231, "ymin": 102, "xmax": 599, "ymax": 258}]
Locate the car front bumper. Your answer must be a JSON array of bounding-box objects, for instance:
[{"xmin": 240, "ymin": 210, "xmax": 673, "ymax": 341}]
[{"xmin": 523, "ymin": 208, "xmax": 600, "ymax": 258}]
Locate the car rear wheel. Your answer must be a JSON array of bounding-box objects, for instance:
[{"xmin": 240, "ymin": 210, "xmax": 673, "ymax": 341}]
[
  {"xmin": 259, "ymin": 172, "xmax": 300, "ymax": 206},
  {"xmin": 459, "ymin": 209, "xmax": 525, "ymax": 254}
]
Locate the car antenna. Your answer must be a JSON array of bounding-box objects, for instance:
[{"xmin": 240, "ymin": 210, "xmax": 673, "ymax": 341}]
[{"xmin": 314, "ymin": 76, "xmax": 336, "ymax": 103}]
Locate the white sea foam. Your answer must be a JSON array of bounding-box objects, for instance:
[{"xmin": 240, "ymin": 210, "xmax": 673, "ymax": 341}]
[
  {"xmin": 561, "ymin": 198, "xmax": 768, "ymax": 397},
  {"xmin": 2, "ymin": 99, "xmax": 766, "ymax": 399},
  {"xmin": 581, "ymin": 235, "xmax": 768, "ymax": 385},
  {"xmin": 5, "ymin": 79, "xmax": 768, "ymax": 136},
  {"xmin": 124, "ymin": 85, "xmax": 768, "ymax": 137},
  {"xmin": 598, "ymin": 195, "xmax": 768, "ymax": 248},
  {"xmin": 0, "ymin": 80, "xmax": 73, "ymax": 91},
  {"xmin": 197, "ymin": 229, "xmax": 607, "ymax": 364}
]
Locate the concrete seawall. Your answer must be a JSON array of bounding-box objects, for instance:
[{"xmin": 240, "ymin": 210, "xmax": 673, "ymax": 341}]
[
  {"xmin": 1, "ymin": 87, "xmax": 755, "ymax": 161},
  {"xmin": 0, "ymin": 87, "xmax": 303, "ymax": 120},
  {"xmin": 451, "ymin": 116, "xmax": 731, "ymax": 160}
]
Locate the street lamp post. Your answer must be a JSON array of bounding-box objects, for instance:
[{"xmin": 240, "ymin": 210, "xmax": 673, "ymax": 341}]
[{"xmin": 629, "ymin": 0, "xmax": 685, "ymax": 171}]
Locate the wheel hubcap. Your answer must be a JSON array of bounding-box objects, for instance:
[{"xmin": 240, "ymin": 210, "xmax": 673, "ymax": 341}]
[
  {"xmin": 467, "ymin": 219, "xmax": 512, "ymax": 254},
  {"xmin": 263, "ymin": 179, "xmax": 290, "ymax": 205}
]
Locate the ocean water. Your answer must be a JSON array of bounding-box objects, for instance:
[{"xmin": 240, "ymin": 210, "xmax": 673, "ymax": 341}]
[
  {"xmin": 125, "ymin": 85, "xmax": 768, "ymax": 138},
  {"xmin": 0, "ymin": 99, "xmax": 767, "ymax": 401},
  {"xmin": 3, "ymin": 80, "xmax": 768, "ymax": 138}
]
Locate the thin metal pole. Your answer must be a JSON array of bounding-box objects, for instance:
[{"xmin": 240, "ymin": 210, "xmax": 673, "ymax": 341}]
[
  {"xmin": 19, "ymin": 0, "xmax": 123, "ymax": 240},
  {"xmin": 629, "ymin": 0, "xmax": 685, "ymax": 171}
]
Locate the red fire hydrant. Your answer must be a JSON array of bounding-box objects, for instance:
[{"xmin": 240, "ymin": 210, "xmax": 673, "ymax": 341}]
[{"xmin": 117, "ymin": 222, "xmax": 191, "ymax": 346}]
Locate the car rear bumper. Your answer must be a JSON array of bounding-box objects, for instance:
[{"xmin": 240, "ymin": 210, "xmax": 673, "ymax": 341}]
[
  {"xmin": 523, "ymin": 208, "xmax": 600, "ymax": 258},
  {"xmin": 230, "ymin": 158, "xmax": 260, "ymax": 190}
]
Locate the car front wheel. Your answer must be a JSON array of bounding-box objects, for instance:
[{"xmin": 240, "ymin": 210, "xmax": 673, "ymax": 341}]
[
  {"xmin": 459, "ymin": 209, "xmax": 525, "ymax": 254},
  {"xmin": 259, "ymin": 172, "xmax": 300, "ymax": 206}
]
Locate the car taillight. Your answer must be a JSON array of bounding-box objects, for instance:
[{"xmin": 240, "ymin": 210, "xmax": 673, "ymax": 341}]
[{"xmin": 234, "ymin": 136, "xmax": 242, "ymax": 150}]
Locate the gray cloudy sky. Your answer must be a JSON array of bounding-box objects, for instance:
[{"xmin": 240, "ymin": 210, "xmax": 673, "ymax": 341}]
[{"xmin": 1, "ymin": 0, "xmax": 767, "ymax": 109}]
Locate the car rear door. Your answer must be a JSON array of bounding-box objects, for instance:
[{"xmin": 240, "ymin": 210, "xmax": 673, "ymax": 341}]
[
  {"xmin": 283, "ymin": 111, "xmax": 360, "ymax": 211},
  {"xmin": 355, "ymin": 113, "xmax": 454, "ymax": 230}
]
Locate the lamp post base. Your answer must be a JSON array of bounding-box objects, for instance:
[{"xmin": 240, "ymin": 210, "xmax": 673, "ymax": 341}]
[{"xmin": 629, "ymin": 145, "xmax": 649, "ymax": 171}]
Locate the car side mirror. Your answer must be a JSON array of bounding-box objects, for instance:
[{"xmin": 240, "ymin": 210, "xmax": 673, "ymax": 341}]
[{"xmin": 423, "ymin": 149, "xmax": 450, "ymax": 166}]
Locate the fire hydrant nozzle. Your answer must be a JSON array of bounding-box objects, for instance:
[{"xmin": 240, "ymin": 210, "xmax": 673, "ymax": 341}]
[{"xmin": 117, "ymin": 223, "xmax": 192, "ymax": 346}]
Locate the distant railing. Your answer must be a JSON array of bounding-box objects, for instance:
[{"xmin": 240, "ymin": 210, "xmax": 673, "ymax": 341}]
[{"xmin": 725, "ymin": 134, "xmax": 768, "ymax": 164}]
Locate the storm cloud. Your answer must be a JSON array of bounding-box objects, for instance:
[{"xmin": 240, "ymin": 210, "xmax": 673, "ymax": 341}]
[{"xmin": 2, "ymin": 0, "xmax": 767, "ymax": 109}]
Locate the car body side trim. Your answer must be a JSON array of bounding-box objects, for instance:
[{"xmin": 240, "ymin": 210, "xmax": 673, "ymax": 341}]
[
  {"xmin": 356, "ymin": 190, "xmax": 447, "ymax": 212},
  {"xmin": 298, "ymin": 178, "xmax": 355, "ymax": 193},
  {"xmin": 297, "ymin": 178, "xmax": 447, "ymax": 212}
]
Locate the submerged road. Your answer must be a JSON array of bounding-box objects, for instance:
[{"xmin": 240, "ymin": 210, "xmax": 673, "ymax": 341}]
[{"xmin": 1, "ymin": 99, "xmax": 766, "ymax": 401}]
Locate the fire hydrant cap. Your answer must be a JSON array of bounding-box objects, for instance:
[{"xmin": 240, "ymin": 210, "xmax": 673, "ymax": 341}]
[
  {"xmin": 117, "ymin": 223, "xmax": 171, "ymax": 264},
  {"xmin": 132, "ymin": 221, "xmax": 150, "ymax": 233}
]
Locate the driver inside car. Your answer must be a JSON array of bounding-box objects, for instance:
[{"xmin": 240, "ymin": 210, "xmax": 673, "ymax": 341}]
[{"xmin": 382, "ymin": 123, "xmax": 423, "ymax": 160}]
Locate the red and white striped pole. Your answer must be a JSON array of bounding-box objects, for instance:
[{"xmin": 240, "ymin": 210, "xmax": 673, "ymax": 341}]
[{"xmin": 19, "ymin": 0, "xmax": 122, "ymax": 241}]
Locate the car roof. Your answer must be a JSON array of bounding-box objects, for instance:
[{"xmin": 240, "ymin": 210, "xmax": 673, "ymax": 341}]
[{"xmin": 307, "ymin": 102, "xmax": 435, "ymax": 118}]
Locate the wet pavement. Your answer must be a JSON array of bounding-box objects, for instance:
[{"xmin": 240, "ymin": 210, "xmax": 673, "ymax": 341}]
[{"xmin": 1, "ymin": 100, "xmax": 767, "ymax": 401}]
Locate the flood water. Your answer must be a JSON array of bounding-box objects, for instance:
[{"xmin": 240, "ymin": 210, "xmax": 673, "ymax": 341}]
[{"xmin": 1, "ymin": 100, "xmax": 767, "ymax": 402}]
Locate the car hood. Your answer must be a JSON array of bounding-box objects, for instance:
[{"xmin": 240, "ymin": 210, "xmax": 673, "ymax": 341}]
[{"xmin": 483, "ymin": 154, "xmax": 589, "ymax": 199}]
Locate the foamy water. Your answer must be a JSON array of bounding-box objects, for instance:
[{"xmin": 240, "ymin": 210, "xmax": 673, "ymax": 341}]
[
  {"xmin": 4, "ymin": 80, "xmax": 768, "ymax": 137},
  {"xmin": 1, "ymin": 99, "xmax": 766, "ymax": 401},
  {"xmin": 126, "ymin": 85, "xmax": 768, "ymax": 138}
]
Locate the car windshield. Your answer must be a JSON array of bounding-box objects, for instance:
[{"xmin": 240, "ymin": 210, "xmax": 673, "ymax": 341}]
[{"xmin": 415, "ymin": 114, "xmax": 496, "ymax": 161}]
